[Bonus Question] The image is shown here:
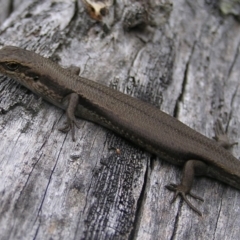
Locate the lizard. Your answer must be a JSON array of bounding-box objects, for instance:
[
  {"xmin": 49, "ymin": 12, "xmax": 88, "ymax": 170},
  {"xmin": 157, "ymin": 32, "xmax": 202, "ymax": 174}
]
[{"xmin": 0, "ymin": 45, "xmax": 239, "ymax": 216}]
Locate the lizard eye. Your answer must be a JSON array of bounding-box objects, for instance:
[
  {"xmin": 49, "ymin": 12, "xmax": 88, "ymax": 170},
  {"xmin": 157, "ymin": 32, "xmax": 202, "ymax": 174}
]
[
  {"xmin": 33, "ymin": 75, "xmax": 39, "ymax": 81},
  {"xmin": 5, "ymin": 62, "xmax": 19, "ymax": 71}
]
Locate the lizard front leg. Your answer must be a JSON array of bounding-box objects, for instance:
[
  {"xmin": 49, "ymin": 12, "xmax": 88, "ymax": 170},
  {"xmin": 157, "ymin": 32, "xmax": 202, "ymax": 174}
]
[
  {"xmin": 59, "ymin": 93, "xmax": 80, "ymax": 141},
  {"xmin": 58, "ymin": 65, "xmax": 81, "ymax": 141}
]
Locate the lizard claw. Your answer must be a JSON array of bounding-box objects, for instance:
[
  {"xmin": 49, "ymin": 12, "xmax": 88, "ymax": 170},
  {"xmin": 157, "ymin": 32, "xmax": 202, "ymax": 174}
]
[{"xmin": 165, "ymin": 183, "xmax": 203, "ymax": 216}]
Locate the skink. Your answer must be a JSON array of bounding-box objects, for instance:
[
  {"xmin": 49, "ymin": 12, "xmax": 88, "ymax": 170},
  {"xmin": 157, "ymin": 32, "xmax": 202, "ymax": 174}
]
[{"xmin": 0, "ymin": 46, "xmax": 239, "ymax": 216}]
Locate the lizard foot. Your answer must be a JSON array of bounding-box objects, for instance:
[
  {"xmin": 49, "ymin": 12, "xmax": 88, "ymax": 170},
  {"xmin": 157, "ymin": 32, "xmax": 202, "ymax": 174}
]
[
  {"xmin": 58, "ymin": 93, "xmax": 80, "ymax": 141},
  {"xmin": 58, "ymin": 116, "xmax": 81, "ymax": 141},
  {"xmin": 213, "ymin": 119, "xmax": 238, "ymax": 150},
  {"xmin": 165, "ymin": 183, "xmax": 203, "ymax": 216}
]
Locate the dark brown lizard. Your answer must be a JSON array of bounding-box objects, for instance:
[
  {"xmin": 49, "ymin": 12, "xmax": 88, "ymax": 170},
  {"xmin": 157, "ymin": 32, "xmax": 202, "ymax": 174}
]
[{"xmin": 0, "ymin": 46, "xmax": 239, "ymax": 216}]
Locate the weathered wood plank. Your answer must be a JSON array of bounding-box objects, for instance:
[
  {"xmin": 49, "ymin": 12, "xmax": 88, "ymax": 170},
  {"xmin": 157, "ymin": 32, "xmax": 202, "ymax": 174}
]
[{"xmin": 0, "ymin": 0, "xmax": 240, "ymax": 239}]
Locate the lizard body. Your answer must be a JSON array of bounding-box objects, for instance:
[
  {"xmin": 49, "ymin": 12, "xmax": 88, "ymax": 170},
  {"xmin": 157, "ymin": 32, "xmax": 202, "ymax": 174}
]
[{"xmin": 0, "ymin": 46, "xmax": 239, "ymax": 215}]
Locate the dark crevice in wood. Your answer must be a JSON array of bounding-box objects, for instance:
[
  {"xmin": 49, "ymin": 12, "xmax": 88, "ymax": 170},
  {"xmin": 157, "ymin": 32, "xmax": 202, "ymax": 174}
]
[
  {"xmin": 226, "ymin": 83, "xmax": 239, "ymax": 131},
  {"xmin": 8, "ymin": 0, "xmax": 14, "ymax": 17},
  {"xmin": 32, "ymin": 223, "xmax": 40, "ymax": 240},
  {"xmin": 129, "ymin": 158, "xmax": 149, "ymax": 240},
  {"xmin": 226, "ymin": 40, "xmax": 240, "ymax": 81},
  {"xmin": 34, "ymin": 150, "xmax": 61, "ymax": 224},
  {"xmin": 215, "ymin": 194, "xmax": 222, "ymax": 231},
  {"xmin": 170, "ymin": 205, "xmax": 181, "ymax": 240},
  {"xmin": 63, "ymin": 0, "xmax": 79, "ymax": 36},
  {"xmin": 173, "ymin": 42, "xmax": 196, "ymax": 118},
  {"xmin": 173, "ymin": 61, "xmax": 189, "ymax": 118},
  {"xmin": 125, "ymin": 46, "xmax": 144, "ymax": 97},
  {"xmin": 15, "ymin": 152, "xmax": 44, "ymax": 207},
  {"xmin": 224, "ymin": 39, "xmax": 240, "ymax": 130}
]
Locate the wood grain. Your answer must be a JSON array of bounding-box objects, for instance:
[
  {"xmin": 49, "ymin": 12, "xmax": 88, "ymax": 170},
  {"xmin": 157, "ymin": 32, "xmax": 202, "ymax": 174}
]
[{"xmin": 0, "ymin": 0, "xmax": 239, "ymax": 239}]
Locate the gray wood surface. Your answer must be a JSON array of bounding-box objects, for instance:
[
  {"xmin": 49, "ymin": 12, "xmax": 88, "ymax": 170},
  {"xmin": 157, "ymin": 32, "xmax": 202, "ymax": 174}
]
[{"xmin": 0, "ymin": 0, "xmax": 240, "ymax": 239}]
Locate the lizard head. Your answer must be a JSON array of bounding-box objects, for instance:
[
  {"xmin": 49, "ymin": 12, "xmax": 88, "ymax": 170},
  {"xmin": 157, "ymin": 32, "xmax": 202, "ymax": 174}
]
[
  {"xmin": 0, "ymin": 46, "xmax": 41, "ymax": 85},
  {"xmin": 0, "ymin": 46, "xmax": 72, "ymax": 103}
]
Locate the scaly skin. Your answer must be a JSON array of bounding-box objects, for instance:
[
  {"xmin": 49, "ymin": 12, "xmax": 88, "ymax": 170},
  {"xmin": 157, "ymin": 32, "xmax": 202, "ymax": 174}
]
[{"xmin": 0, "ymin": 46, "xmax": 239, "ymax": 215}]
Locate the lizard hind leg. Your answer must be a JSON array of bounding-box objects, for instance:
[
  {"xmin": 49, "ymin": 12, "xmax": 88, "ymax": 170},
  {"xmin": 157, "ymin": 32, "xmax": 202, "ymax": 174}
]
[
  {"xmin": 213, "ymin": 119, "xmax": 238, "ymax": 150},
  {"xmin": 165, "ymin": 160, "xmax": 208, "ymax": 216}
]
